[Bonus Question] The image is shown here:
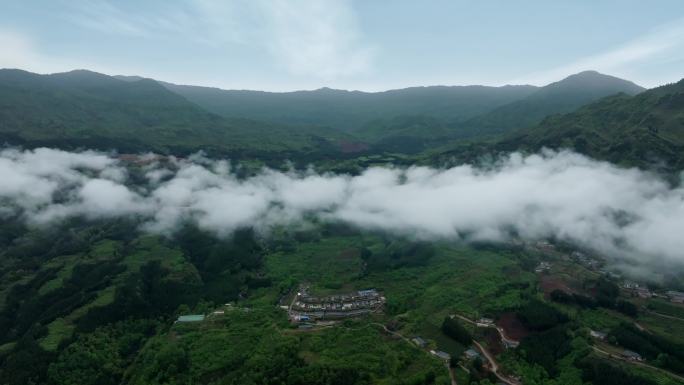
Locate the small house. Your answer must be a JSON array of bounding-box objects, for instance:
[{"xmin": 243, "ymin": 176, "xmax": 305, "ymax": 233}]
[
  {"xmin": 621, "ymin": 350, "xmax": 643, "ymax": 361},
  {"xmin": 357, "ymin": 289, "xmax": 379, "ymax": 297},
  {"xmin": 666, "ymin": 291, "xmax": 684, "ymax": 303},
  {"xmin": 412, "ymin": 337, "xmax": 427, "ymax": 348},
  {"xmin": 476, "ymin": 317, "xmax": 494, "ymax": 326},
  {"xmin": 464, "ymin": 348, "xmax": 480, "ymax": 360},
  {"xmin": 503, "ymin": 338, "xmax": 520, "ymax": 348},
  {"xmin": 431, "ymin": 350, "xmax": 451, "ymax": 361},
  {"xmin": 589, "ymin": 330, "xmax": 607, "ymax": 340},
  {"xmin": 634, "ymin": 287, "xmax": 652, "ymax": 298},
  {"xmin": 176, "ymin": 314, "xmax": 205, "ymax": 323}
]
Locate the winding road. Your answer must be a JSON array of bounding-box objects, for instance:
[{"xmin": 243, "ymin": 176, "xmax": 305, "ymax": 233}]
[
  {"xmin": 371, "ymin": 323, "xmax": 458, "ymax": 385},
  {"xmin": 592, "ymin": 345, "xmax": 684, "ymax": 383},
  {"xmin": 451, "ymin": 314, "xmax": 521, "ymax": 385}
]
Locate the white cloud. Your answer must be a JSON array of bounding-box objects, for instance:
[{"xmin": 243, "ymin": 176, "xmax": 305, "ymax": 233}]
[
  {"xmin": 0, "ymin": 27, "xmax": 141, "ymax": 77},
  {"xmin": 57, "ymin": 0, "xmax": 374, "ymax": 80},
  {"xmin": 3, "ymin": 147, "xmax": 684, "ymax": 273},
  {"xmin": 514, "ymin": 18, "xmax": 684, "ymax": 86},
  {"xmin": 255, "ymin": 0, "xmax": 374, "ymax": 79},
  {"xmin": 0, "ymin": 29, "xmax": 42, "ymax": 71}
]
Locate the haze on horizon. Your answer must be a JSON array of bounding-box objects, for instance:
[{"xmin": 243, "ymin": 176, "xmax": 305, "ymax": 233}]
[{"xmin": 1, "ymin": 0, "xmax": 684, "ymax": 91}]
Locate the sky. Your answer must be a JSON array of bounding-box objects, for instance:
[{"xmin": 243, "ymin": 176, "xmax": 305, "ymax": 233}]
[{"xmin": 1, "ymin": 0, "xmax": 683, "ymax": 91}]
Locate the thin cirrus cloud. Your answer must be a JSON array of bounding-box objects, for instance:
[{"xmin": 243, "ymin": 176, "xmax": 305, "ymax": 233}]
[
  {"xmin": 2, "ymin": 147, "xmax": 684, "ymax": 276},
  {"xmin": 58, "ymin": 0, "xmax": 375, "ymax": 81},
  {"xmin": 0, "ymin": 29, "xmax": 43, "ymax": 71},
  {"xmin": 0, "ymin": 28, "xmax": 138, "ymax": 77},
  {"xmin": 514, "ymin": 17, "xmax": 684, "ymax": 87}
]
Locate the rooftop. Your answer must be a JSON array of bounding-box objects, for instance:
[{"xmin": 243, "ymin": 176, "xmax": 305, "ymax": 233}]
[
  {"xmin": 176, "ymin": 314, "xmax": 205, "ymax": 322},
  {"xmin": 621, "ymin": 350, "xmax": 642, "ymax": 359}
]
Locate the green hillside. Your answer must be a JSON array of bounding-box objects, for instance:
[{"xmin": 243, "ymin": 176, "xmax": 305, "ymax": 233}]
[
  {"xmin": 160, "ymin": 81, "xmax": 539, "ymax": 132},
  {"xmin": 498, "ymin": 78, "xmax": 684, "ymax": 169},
  {"xmin": 425, "ymin": 78, "xmax": 683, "ymax": 171},
  {"xmin": 350, "ymin": 115, "xmax": 455, "ymax": 154},
  {"xmin": 455, "ymin": 71, "xmax": 645, "ymax": 138},
  {"xmin": 346, "ymin": 72, "xmax": 644, "ymax": 154},
  {"xmin": 0, "ymin": 69, "xmax": 354, "ymax": 158}
]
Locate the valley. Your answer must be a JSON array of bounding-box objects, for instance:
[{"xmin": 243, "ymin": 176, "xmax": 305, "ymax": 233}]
[{"xmin": 1, "ymin": 5, "xmax": 684, "ymax": 383}]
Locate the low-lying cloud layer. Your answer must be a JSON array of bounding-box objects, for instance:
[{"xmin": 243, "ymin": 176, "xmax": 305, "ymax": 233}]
[{"xmin": 2, "ymin": 147, "xmax": 684, "ymax": 268}]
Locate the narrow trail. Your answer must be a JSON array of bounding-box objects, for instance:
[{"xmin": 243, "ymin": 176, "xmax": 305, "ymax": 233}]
[
  {"xmin": 446, "ymin": 364, "xmax": 458, "ymax": 385},
  {"xmin": 371, "ymin": 323, "xmax": 457, "ymax": 385},
  {"xmin": 452, "ymin": 314, "xmax": 518, "ymax": 347},
  {"xmin": 645, "ymin": 309, "xmax": 684, "ymax": 323},
  {"xmin": 452, "ymin": 314, "xmax": 520, "ymax": 385},
  {"xmin": 472, "ymin": 340, "xmax": 520, "ymax": 385},
  {"xmin": 592, "ymin": 346, "xmax": 684, "ymax": 383}
]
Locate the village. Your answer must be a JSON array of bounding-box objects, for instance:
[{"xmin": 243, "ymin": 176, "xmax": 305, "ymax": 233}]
[
  {"xmin": 285, "ymin": 286, "xmax": 386, "ymax": 324},
  {"xmin": 167, "ymin": 242, "xmax": 684, "ymax": 385},
  {"xmin": 529, "ymin": 240, "xmax": 684, "ymax": 304}
]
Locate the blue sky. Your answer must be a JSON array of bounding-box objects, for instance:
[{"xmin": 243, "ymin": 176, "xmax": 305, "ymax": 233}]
[{"xmin": 1, "ymin": 0, "xmax": 683, "ymax": 91}]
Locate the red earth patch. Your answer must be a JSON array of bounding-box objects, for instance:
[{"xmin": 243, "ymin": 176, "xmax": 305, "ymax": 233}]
[
  {"xmin": 496, "ymin": 312, "xmax": 530, "ymax": 341},
  {"xmin": 337, "ymin": 140, "xmax": 369, "ymax": 153},
  {"xmin": 539, "ymin": 275, "xmax": 575, "ymax": 299}
]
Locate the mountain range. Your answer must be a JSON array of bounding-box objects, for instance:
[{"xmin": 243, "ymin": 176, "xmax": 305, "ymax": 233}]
[
  {"xmin": 0, "ymin": 69, "xmax": 353, "ymax": 158},
  {"xmin": 501, "ymin": 78, "xmax": 684, "ymax": 170},
  {"xmin": 3, "ymin": 67, "xmax": 683, "ymax": 169}
]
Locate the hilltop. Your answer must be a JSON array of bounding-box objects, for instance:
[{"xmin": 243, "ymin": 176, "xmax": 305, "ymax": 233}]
[{"xmin": 499, "ymin": 78, "xmax": 684, "ymax": 169}]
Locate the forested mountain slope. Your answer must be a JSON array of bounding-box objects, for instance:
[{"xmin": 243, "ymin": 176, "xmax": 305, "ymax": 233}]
[
  {"xmin": 426, "ymin": 78, "xmax": 683, "ymax": 171},
  {"xmin": 500, "ymin": 78, "xmax": 684, "ymax": 169},
  {"xmin": 455, "ymin": 71, "xmax": 645, "ymax": 138},
  {"xmin": 159, "ymin": 81, "xmax": 539, "ymax": 131},
  {"xmin": 0, "ymin": 69, "xmax": 353, "ymax": 157}
]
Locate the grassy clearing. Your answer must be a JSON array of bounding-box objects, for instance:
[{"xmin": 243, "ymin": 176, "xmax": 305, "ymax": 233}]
[
  {"xmin": 357, "ymin": 244, "xmax": 535, "ymax": 329},
  {"xmin": 265, "ymin": 236, "xmax": 367, "ymax": 294},
  {"xmin": 40, "ymin": 318, "xmax": 74, "ymax": 351},
  {"xmin": 647, "ymin": 298, "xmax": 684, "ymax": 319},
  {"xmin": 589, "ymin": 352, "xmax": 684, "ymax": 385},
  {"xmin": 121, "ymin": 236, "xmax": 185, "ymax": 272},
  {"xmin": 87, "ymin": 239, "xmax": 122, "ymax": 260},
  {"xmin": 638, "ymin": 313, "xmax": 684, "ymax": 345},
  {"xmin": 576, "ymin": 307, "xmax": 633, "ymax": 331},
  {"xmin": 38, "ymin": 255, "xmax": 80, "ymax": 295}
]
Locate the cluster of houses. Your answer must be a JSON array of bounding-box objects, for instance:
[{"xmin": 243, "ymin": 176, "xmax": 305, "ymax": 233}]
[
  {"xmin": 622, "ymin": 281, "xmax": 653, "ymax": 298},
  {"xmin": 620, "ymin": 283, "xmax": 684, "ymax": 303},
  {"xmin": 571, "ymin": 251, "xmax": 602, "ymax": 270},
  {"xmin": 290, "ymin": 288, "xmax": 386, "ymax": 321},
  {"xmin": 534, "ymin": 241, "xmax": 556, "ymax": 252},
  {"xmin": 666, "ymin": 290, "xmax": 684, "ymax": 304}
]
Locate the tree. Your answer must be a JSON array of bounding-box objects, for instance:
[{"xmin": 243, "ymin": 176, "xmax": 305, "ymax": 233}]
[
  {"xmin": 616, "ymin": 300, "xmax": 638, "ymax": 317},
  {"xmin": 441, "ymin": 317, "xmax": 472, "ymax": 345},
  {"xmin": 516, "ymin": 300, "xmax": 568, "ymax": 331}
]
